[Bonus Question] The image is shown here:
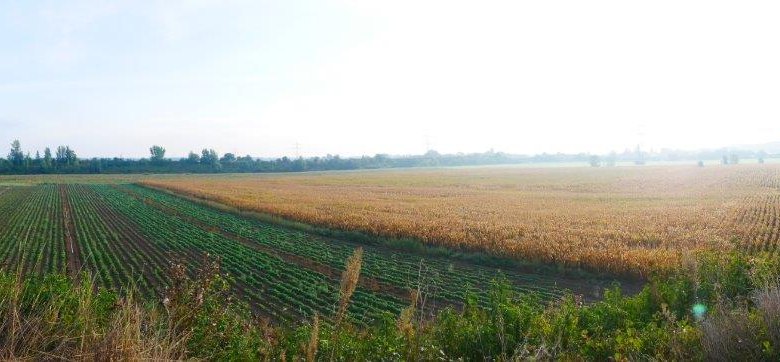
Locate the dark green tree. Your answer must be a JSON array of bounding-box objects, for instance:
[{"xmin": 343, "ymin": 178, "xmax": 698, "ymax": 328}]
[
  {"xmin": 201, "ymin": 149, "xmax": 220, "ymax": 169},
  {"xmin": 292, "ymin": 157, "xmax": 305, "ymax": 171},
  {"xmin": 43, "ymin": 147, "xmax": 53, "ymax": 169},
  {"xmin": 186, "ymin": 151, "xmax": 201, "ymax": 164},
  {"xmin": 56, "ymin": 146, "xmax": 68, "ymax": 166},
  {"xmin": 149, "ymin": 145, "xmax": 167, "ymax": 164},
  {"xmin": 237, "ymin": 155, "xmax": 254, "ymax": 162},
  {"xmin": 90, "ymin": 157, "xmax": 102, "ymax": 173},
  {"xmin": 8, "ymin": 140, "xmax": 24, "ymax": 167},
  {"xmin": 220, "ymin": 153, "xmax": 236, "ymax": 163},
  {"xmin": 65, "ymin": 146, "xmax": 78, "ymax": 166}
]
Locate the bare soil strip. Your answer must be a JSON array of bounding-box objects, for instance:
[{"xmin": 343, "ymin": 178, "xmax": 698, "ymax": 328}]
[
  {"xmin": 114, "ymin": 185, "xmax": 415, "ymax": 302},
  {"xmin": 59, "ymin": 185, "xmax": 82, "ymax": 278}
]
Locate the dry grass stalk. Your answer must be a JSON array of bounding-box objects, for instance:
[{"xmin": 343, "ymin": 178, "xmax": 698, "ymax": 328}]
[
  {"xmin": 306, "ymin": 312, "xmax": 320, "ymax": 362},
  {"xmin": 397, "ymin": 289, "xmax": 419, "ymax": 337},
  {"xmin": 701, "ymin": 305, "xmax": 764, "ymax": 361},
  {"xmin": 754, "ymin": 280, "xmax": 780, "ymax": 348},
  {"xmin": 0, "ymin": 276, "xmax": 187, "ymax": 360},
  {"xmin": 328, "ymin": 247, "xmax": 364, "ymax": 361},
  {"xmin": 335, "ymin": 247, "xmax": 363, "ymax": 326}
]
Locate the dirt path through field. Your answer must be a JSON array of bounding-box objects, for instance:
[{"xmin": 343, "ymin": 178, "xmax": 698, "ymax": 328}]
[
  {"xmin": 113, "ymin": 185, "xmax": 416, "ymax": 302},
  {"xmin": 59, "ymin": 185, "xmax": 82, "ymax": 278}
]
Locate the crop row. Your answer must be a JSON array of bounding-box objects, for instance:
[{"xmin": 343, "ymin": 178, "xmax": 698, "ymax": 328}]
[
  {"xmin": 733, "ymin": 193, "xmax": 780, "ymax": 253},
  {"xmin": 0, "ymin": 183, "xmax": 585, "ymax": 323},
  {"xmin": 89, "ymin": 185, "xmax": 405, "ymax": 323},
  {"xmin": 141, "ymin": 166, "xmax": 780, "ymax": 277},
  {"xmin": 0, "ymin": 185, "xmax": 66, "ymax": 275},
  {"xmin": 64, "ymin": 184, "xmax": 171, "ymax": 298},
  {"xmin": 123, "ymin": 184, "xmax": 568, "ymax": 306}
]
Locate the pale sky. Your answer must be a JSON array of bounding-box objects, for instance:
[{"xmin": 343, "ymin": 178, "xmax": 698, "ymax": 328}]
[{"xmin": 1, "ymin": 1, "xmax": 779, "ymax": 158}]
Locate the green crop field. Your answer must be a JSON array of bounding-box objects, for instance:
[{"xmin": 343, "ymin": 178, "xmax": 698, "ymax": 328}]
[{"xmin": 0, "ymin": 182, "xmax": 622, "ymax": 325}]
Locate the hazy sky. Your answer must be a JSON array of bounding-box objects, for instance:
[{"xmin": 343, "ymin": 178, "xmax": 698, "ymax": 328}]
[{"xmin": 1, "ymin": 1, "xmax": 779, "ymax": 158}]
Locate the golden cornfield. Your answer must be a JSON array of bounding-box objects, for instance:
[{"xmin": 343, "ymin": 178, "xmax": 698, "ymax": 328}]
[{"xmin": 141, "ymin": 164, "xmax": 780, "ymax": 277}]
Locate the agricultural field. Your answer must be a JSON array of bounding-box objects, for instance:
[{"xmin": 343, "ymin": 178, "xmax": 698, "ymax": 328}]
[
  {"xmin": 3, "ymin": 163, "xmax": 776, "ymax": 325},
  {"xmin": 0, "ymin": 180, "xmax": 618, "ymax": 325},
  {"xmin": 140, "ymin": 164, "xmax": 780, "ymax": 277}
]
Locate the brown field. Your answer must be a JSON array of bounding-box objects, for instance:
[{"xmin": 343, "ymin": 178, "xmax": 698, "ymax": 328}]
[{"xmin": 132, "ymin": 164, "xmax": 776, "ymax": 277}]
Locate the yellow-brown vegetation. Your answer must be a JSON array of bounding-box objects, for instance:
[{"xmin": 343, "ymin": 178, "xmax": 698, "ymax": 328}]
[{"xmin": 140, "ymin": 164, "xmax": 780, "ymax": 277}]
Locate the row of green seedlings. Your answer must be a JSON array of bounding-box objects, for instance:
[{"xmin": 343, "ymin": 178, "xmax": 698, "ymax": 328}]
[
  {"xmin": 125, "ymin": 184, "xmax": 566, "ymax": 306},
  {"xmin": 123, "ymin": 185, "xmax": 525, "ymax": 305},
  {"xmin": 120, "ymin": 185, "xmax": 473, "ymax": 305},
  {"xmin": 0, "ymin": 185, "xmax": 66, "ymax": 276},
  {"xmin": 134, "ymin": 182, "xmax": 568, "ymax": 297},
  {"xmin": 116, "ymin": 184, "xmax": 406, "ymax": 323},
  {"xmin": 57, "ymin": 184, "xmax": 350, "ymax": 323},
  {"xmin": 93, "ymin": 185, "xmax": 405, "ymax": 325},
  {"xmin": 130, "ymin": 183, "xmax": 567, "ymax": 305},
  {"xmin": 66, "ymin": 184, "xmax": 170, "ymax": 298}
]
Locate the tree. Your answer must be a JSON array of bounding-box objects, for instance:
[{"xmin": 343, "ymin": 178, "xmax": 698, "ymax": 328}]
[
  {"xmin": 149, "ymin": 145, "xmax": 166, "ymax": 164},
  {"xmin": 65, "ymin": 146, "xmax": 78, "ymax": 166},
  {"xmin": 201, "ymin": 149, "xmax": 220, "ymax": 169},
  {"xmin": 43, "ymin": 148, "xmax": 53, "ymax": 169},
  {"xmin": 237, "ymin": 155, "xmax": 254, "ymax": 163},
  {"xmin": 758, "ymin": 150, "xmax": 767, "ymax": 164},
  {"xmin": 186, "ymin": 151, "xmax": 201, "ymax": 164},
  {"xmin": 729, "ymin": 153, "xmax": 739, "ymax": 165},
  {"xmin": 292, "ymin": 157, "xmax": 305, "ymax": 171},
  {"xmin": 54, "ymin": 145, "xmax": 78, "ymax": 167},
  {"xmin": 589, "ymin": 155, "xmax": 601, "ymax": 167},
  {"xmin": 634, "ymin": 145, "xmax": 645, "ymax": 165},
  {"xmin": 56, "ymin": 146, "xmax": 68, "ymax": 166},
  {"xmin": 220, "ymin": 153, "xmax": 236, "ymax": 163},
  {"xmin": 89, "ymin": 158, "xmax": 102, "ymax": 173},
  {"xmin": 605, "ymin": 151, "xmax": 617, "ymax": 167},
  {"xmin": 8, "ymin": 140, "xmax": 24, "ymax": 167}
]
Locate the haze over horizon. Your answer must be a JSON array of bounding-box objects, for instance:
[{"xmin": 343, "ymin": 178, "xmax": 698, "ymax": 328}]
[{"xmin": 2, "ymin": 1, "xmax": 779, "ymax": 159}]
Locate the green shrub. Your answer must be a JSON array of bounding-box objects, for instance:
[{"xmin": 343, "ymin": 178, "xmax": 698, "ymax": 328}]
[{"xmin": 3, "ymin": 250, "xmax": 780, "ymax": 360}]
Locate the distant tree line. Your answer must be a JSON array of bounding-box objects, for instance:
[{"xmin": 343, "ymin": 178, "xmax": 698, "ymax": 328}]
[
  {"xmin": 1, "ymin": 140, "xmax": 536, "ymax": 175},
  {"xmin": 1, "ymin": 139, "xmax": 775, "ymax": 175},
  {"xmin": 587, "ymin": 147, "xmax": 772, "ymax": 167}
]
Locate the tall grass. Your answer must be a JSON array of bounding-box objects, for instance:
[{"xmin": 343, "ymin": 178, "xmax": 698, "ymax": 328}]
[
  {"xmin": 1, "ymin": 250, "xmax": 779, "ymax": 360},
  {"xmin": 0, "ymin": 273, "xmax": 186, "ymax": 360}
]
